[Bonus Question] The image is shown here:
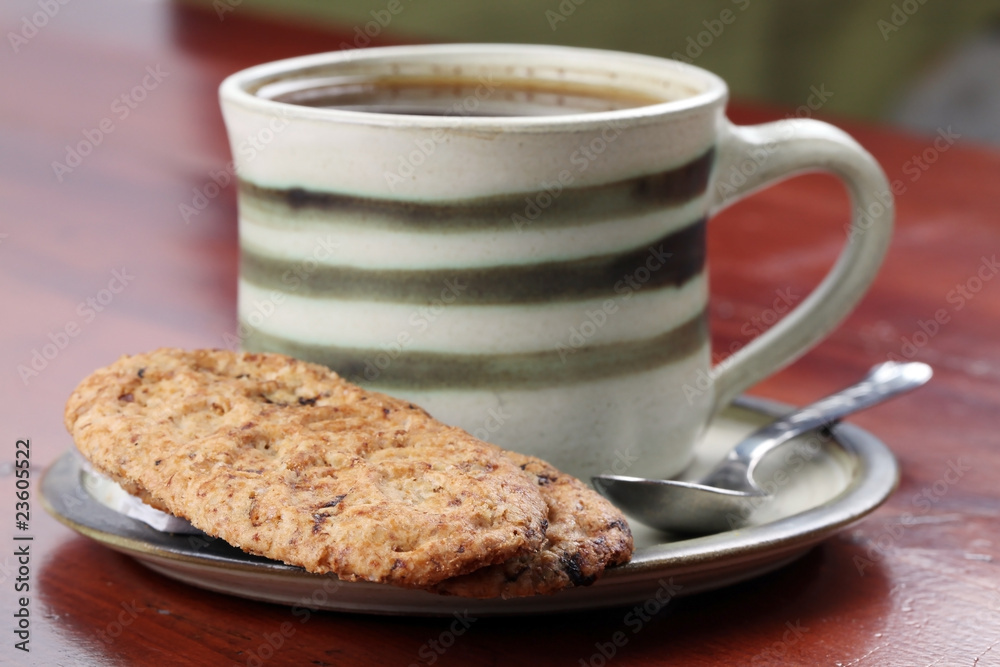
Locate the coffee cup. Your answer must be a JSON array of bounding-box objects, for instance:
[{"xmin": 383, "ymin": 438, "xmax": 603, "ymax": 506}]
[{"xmin": 219, "ymin": 44, "xmax": 892, "ymax": 481}]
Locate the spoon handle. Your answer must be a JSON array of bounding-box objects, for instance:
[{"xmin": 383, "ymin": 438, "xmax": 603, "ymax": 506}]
[{"xmin": 703, "ymin": 361, "xmax": 932, "ymax": 489}]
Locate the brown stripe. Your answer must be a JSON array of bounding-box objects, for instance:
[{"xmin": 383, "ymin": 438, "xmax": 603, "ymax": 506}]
[
  {"xmin": 238, "ymin": 148, "xmax": 714, "ymax": 232},
  {"xmin": 241, "ymin": 219, "xmax": 705, "ymax": 305},
  {"xmin": 242, "ymin": 311, "xmax": 707, "ymax": 390}
]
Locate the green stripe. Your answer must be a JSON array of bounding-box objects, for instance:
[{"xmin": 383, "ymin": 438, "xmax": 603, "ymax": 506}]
[
  {"xmin": 237, "ymin": 148, "xmax": 714, "ymax": 232},
  {"xmin": 241, "ymin": 219, "xmax": 705, "ymax": 305},
  {"xmin": 243, "ymin": 311, "xmax": 707, "ymax": 390}
]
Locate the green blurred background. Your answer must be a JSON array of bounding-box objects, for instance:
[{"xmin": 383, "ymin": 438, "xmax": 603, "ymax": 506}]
[{"xmin": 186, "ymin": 0, "xmax": 1000, "ymax": 141}]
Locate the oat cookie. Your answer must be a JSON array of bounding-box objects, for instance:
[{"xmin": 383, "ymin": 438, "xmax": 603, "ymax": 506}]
[
  {"xmin": 431, "ymin": 453, "xmax": 633, "ymax": 598},
  {"xmin": 64, "ymin": 348, "xmax": 549, "ymax": 587}
]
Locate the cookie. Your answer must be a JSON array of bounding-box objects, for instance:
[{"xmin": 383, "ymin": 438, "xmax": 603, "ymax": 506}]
[
  {"xmin": 431, "ymin": 453, "xmax": 633, "ymax": 598},
  {"xmin": 64, "ymin": 348, "xmax": 549, "ymax": 588}
]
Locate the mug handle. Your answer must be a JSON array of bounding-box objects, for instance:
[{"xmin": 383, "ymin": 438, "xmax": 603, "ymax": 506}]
[{"xmin": 708, "ymin": 118, "xmax": 894, "ymax": 413}]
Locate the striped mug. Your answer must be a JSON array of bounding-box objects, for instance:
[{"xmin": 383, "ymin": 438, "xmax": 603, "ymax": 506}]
[{"xmin": 220, "ymin": 44, "xmax": 892, "ymax": 482}]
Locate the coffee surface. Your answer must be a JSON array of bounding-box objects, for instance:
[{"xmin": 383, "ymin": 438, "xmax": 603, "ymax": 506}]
[{"xmin": 262, "ymin": 76, "xmax": 671, "ymax": 116}]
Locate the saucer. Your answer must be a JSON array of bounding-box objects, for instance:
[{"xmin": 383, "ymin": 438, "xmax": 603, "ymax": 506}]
[{"xmin": 41, "ymin": 396, "xmax": 897, "ymax": 616}]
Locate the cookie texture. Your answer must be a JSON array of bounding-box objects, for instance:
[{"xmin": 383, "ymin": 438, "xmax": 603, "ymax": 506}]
[
  {"xmin": 64, "ymin": 348, "xmax": 549, "ymax": 587},
  {"xmin": 431, "ymin": 453, "xmax": 633, "ymax": 598}
]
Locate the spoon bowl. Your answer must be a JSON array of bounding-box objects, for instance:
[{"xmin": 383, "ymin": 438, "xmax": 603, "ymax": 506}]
[
  {"xmin": 593, "ymin": 476, "xmax": 766, "ymax": 534},
  {"xmin": 593, "ymin": 361, "xmax": 932, "ymax": 534}
]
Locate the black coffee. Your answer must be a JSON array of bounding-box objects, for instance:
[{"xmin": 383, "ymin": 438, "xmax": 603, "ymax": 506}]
[{"xmin": 259, "ymin": 76, "xmax": 669, "ymax": 117}]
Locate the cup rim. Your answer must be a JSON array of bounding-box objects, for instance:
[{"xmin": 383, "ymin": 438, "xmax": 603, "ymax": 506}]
[{"xmin": 219, "ymin": 43, "xmax": 729, "ymax": 131}]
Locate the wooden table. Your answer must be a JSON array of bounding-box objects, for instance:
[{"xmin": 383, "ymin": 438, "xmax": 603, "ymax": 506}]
[{"xmin": 3, "ymin": 1, "xmax": 999, "ymax": 664}]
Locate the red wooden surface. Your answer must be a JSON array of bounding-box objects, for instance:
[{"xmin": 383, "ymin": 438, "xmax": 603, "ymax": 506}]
[{"xmin": 2, "ymin": 1, "xmax": 999, "ymax": 664}]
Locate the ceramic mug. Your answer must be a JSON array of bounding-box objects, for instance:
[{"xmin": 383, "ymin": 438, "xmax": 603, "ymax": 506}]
[{"xmin": 219, "ymin": 44, "xmax": 893, "ymax": 481}]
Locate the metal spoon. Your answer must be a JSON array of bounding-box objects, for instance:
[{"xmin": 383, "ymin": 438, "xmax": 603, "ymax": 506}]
[{"xmin": 592, "ymin": 361, "xmax": 932, "ymax": 534}]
